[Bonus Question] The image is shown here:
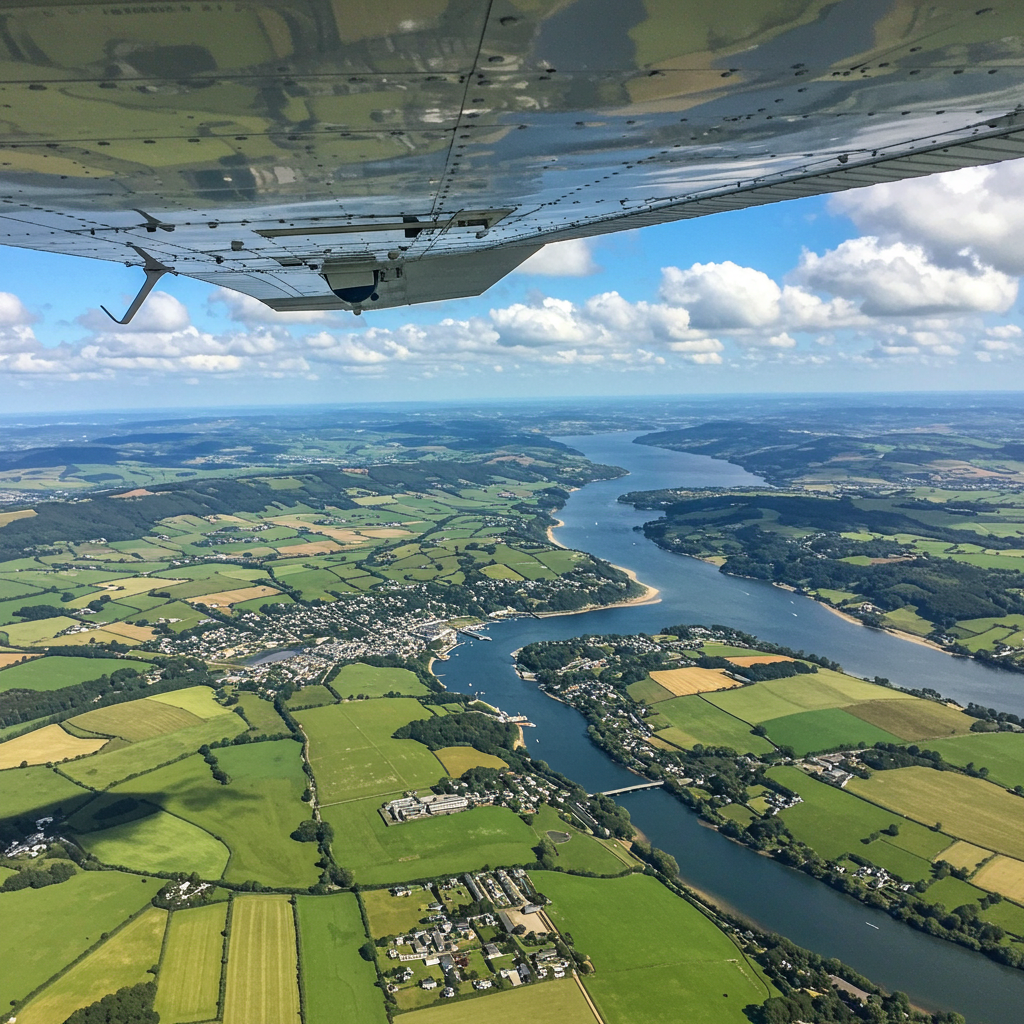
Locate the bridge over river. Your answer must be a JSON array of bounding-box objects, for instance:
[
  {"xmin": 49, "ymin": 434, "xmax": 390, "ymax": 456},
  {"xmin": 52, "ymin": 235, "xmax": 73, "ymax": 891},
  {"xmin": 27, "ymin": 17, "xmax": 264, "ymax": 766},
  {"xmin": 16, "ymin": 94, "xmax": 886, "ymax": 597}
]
[{"xmin": 589, "ymin": 781, "xmax": 663, "ymax": 797}]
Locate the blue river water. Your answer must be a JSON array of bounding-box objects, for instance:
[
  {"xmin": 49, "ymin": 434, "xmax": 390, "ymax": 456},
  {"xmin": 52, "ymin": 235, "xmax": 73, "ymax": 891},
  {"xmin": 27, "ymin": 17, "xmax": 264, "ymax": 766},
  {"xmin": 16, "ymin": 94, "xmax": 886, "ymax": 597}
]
[{"xmin": 433, "ymin": 433, "xmax": 1024, "ymax": 1023}]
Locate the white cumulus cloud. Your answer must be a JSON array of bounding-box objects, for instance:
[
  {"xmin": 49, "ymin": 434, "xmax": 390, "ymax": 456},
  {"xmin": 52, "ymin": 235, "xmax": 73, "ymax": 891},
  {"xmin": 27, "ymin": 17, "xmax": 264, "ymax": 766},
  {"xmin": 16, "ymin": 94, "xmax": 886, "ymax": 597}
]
[{"xmin": 514, "ymin": 238, "xmax": 600, "ymax": 276}]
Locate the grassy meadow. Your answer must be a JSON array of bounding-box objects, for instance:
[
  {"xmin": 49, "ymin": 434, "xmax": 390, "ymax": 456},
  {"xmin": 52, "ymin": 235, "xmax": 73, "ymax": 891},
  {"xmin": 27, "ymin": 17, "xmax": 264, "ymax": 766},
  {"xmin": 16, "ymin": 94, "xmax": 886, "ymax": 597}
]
[
  {"xmin": 298, "ymin": 699, "xmax": 443, "ymax": 805},
  {"xmin": 540, "ymin": 872, "xmax": 774, "ymax": 1024},
  {"xmin": 760, "ymin": 707, "xmax": 902, "ymax": 755},
  {"xmin": 154, "ymin": 902, "xmax": 228, "ymax": 1024},
  {"xmin": 924, "ymin": 732, "xmax": 1024, "ymax": 790},
  {"xmin": 15, "ymin": 907, "xmax": 166, "ymax": 1024},
  {"xmin": 297, "ymin": 894, "xmax": 388, "ymax": 1024},
  {"xmin": 651, "ymin": 695, "xmax": 774, "ymax": 754},
  {"xmin": 324, "ymin": 799, "xmax": 538, "ymax": 885},
  {"xmin": 223, "ymin": 896, "xmax": 301, "ymax": 1024},
  {"xmin": 0, "ymin": 655, "xmax": 148, "ymax": 692},
  {"xmin": 400, "ymin": 978, "xmax": 596, "ymax": 1024},
  {"xmin": 330, "ymin": 662, "xmax": 430, "ymax": 698},
  {"xmin": 114, "ymin": 742, "xmax": 320, "ymax": 887},
  {"xmin": 847, "ymin": 767, "xmax": 1024, "ymax": 860},
  {"xmin": 0, "ymin": 870, "xmax": 155, "ymax": 1006}
]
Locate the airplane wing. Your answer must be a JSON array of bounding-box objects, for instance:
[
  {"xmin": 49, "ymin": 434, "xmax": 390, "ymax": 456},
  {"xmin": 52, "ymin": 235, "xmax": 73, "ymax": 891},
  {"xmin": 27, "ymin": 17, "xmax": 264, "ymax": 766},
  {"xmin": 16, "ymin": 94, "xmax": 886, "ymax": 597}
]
[{"xmin": 1, "ymin": 0, "xmax": 1023, "ymax": 316}]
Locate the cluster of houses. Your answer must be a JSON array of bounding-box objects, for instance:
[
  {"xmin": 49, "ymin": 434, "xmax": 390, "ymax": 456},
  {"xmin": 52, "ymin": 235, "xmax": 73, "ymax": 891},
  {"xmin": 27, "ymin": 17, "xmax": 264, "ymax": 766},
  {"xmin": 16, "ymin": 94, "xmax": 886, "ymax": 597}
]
[
  {"xmin": 802, "ymin": 751, "xmax": 858, "ymax": 788},
  {"xmin": 3, "ymin": 816, "xmax": 60, "ymax": 859}
]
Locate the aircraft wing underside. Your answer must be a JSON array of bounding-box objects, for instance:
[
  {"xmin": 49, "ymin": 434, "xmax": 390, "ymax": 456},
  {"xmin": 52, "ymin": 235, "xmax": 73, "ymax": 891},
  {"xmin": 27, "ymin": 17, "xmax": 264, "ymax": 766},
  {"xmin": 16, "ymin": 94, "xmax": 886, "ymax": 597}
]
[{"xmin": 1, "ymin": 0, "xmax": 1024, "ymax": 314}]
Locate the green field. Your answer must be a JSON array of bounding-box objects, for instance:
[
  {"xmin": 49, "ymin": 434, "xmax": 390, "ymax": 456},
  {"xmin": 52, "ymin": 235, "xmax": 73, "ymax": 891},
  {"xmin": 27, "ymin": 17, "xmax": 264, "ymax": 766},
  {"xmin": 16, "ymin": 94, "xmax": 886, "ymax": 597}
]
[
  {"xmin": 628, "ymin": 677, "xmax": 675, "ymax": 705},
  {"xmin": 923, "ymin": 874, "xmax": 989, "ymax": 913},
  {"xmin": 0, "ymin": 870, "xmax": 156, "ymax": 1006},
  {"xmin": 78, "ymin": 809, "xmax": 230, "ymax": 877},
  {"xmin": 847, "ymin": 767, "xmax": 1024, "ymax": 860},
  {"xmin": 330, "ymin": 662, "xmax": 430, "ymax": 698},
  {"xmin": 236, "ymin": 692, "xmax": 288, "ymax": 734},
  {"xmin": 149, "ymin": 685, "xmax": 231, "ymax": 719},
  {"xmin": 0, "ymin": 655, "xmax": 148, "ymax": 692},
  {"xmin": 362, "ymin": 887, "xmax": 440, "ymax": 938},
  {"xmin": 924, "ymin": 732, "xmax": 1024, "ymax": 790},
  {"xmin": 287, "ymin": 684, "xmax": 337, "ymax": 709},
  {"xmin": 297, "ymin": 894, "xmax": 388, "ymax": 1024},
  {"xmin": 768, "ymin": 766, "xmax": 951, "ymax": 864},
  {"xmin": 223, "ymin": 895, "xmax": 301, "ymax": 1024},
  {"xmin": 653, "ymin": 695, "xmax": 774, "ymax": 754},
  {"xmin": 706, "ymin": 669, "xmax": 912, "ymax": 723},
  {"xmin": 540, "ymin": 872, "xmax": 773, "ymax": 1024},
  {"xmin": 62, "ymin": 713, "xmax": 247, "ymax": 789},
  {"xmin": 433, "ymin": 745, "xmax": 507, "ymax": 776},
  {"xmin": 0, "ymin": 764, "xmax": 91, "ymax": 821},
  {"xmin": 531, "ymin": 804, "xmax": 630, "ymax": 875},
  {"xmin": 154, "ymin": 903, "xmax": 228, "ymax": 1024},
  {"xmin": 324, "ymin": 799, "xmax": 538, "ymax": 885},
  {"xmin": 761, "ymin": 707, "xmax": 903, "ymax": 755},
  {"xmin": 16, "ymin": 906, "xmax": 167, "ymax": 1024},
  {"xmin": 401, "ymin": 977, "xmax": 596, "ymax": 1024},
  {"xmin": 69, "ymin": 697, "xmax": 204, "ymax": 742},
  {"xmin": 299, "ymin": 699, "xmax": 443, "ymax": 804},
  {"xmin": 114, "ymin": 743, "xmax": 320, "ymax": 887}
]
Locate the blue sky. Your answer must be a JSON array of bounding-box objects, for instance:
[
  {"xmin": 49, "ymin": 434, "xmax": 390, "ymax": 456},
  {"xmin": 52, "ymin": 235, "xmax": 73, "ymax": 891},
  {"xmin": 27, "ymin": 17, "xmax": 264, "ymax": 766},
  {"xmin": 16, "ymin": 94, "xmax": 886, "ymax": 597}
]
[{"xmin": 3, "ymin": 160, "xmax": 1024, "ymax": 411}]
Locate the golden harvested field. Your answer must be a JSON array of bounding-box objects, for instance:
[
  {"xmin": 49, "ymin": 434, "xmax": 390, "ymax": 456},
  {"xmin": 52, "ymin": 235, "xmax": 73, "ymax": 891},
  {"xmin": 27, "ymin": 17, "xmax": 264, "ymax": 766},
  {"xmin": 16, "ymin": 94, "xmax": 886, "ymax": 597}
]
[
  {"xmin": 0, "ymin": 652, "xmax": 39, "ymax": 669},
  {"xmin": 67, "ymin": 576, "xmax": 186, "ymax": 607},
  {"xmin": 0, "ymin": 508, "xmax": 36, "ymax": 527},
  {"xmin": 16, "ymin": 907, "xmax": 167, "ymax": 1024},
  {"xmin": 360, "ymin": 528, "xmax": 412, "ymax": 538},
  {"xmin": 727, "ymin": 655, "xmax": 794, "ymax": 666},
  {"xmin": 154, "ymin": 902, "xmax": 227, "ymax": 1024},
  {"xmin": 47, "ymin": 629, "xmax": 143, "ymax": 648},
  {"xmin": 935, "ymin": 841, "xmax": 992, "ymax": 872},
  {"xmin": 101, "ymin": 622, "xmax": 158, "ymax": 642},
  {"xmin": 267, "ymin": 516, "xmax": 368, "ymax": 545},
  {"xmin": 845, "ymin": 698, "xmax": 972, "ymax": 742},
  {"xmin": 280, "ymin": 540, "xmax": 342, "ymax": 555},
  {"xmin": 433, "ymin": 745, "xmax": 508, "ymax": 776},
  {"xmin": 186, "ymin": 585, "xmax": 280, "ymax": 608},
  {"xmin": 68, "ymin": 698, "xmax": 202, "ymax": 742},
  {"xmin": 650, "ymin": 666, "xmax": 742, "ymax": 696},
  {"xmin": 973, "ymin": 856, "xmax": 1024, "ymax": 903},
  {"xmin": 848, "ymin": 767, "xmax": 1024, "ymax": 860},
  {"xmin": 0, "ymin": 724, "xmax": 107, "ymax": 768},
  {"xmin": 223, "ymin": 895, "xmax": 301, "ymax": 1024}
]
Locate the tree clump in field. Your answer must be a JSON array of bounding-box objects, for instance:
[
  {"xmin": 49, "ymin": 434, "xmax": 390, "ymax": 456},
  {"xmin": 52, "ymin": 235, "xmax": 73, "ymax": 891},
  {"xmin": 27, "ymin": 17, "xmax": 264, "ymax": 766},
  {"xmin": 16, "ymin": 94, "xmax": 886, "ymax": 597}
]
[
  {"xmin": 0, "ymin": 857, "xmax": 75, "ymax": 891},
  {"xmin": 392, "ymin": 711, "xmax": 518, "ymax": 756},
  {"xmin": 62, "ymin": 981, "xmax": 158, "ymax": 1024}
]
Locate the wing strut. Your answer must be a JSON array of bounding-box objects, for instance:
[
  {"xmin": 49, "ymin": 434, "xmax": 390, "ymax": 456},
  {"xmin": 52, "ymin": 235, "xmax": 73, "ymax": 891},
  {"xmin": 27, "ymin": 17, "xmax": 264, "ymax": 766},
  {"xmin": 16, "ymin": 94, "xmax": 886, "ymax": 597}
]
[{"xmin": 100, "ymin": 247, "xmax": 177, "ymax": 325}]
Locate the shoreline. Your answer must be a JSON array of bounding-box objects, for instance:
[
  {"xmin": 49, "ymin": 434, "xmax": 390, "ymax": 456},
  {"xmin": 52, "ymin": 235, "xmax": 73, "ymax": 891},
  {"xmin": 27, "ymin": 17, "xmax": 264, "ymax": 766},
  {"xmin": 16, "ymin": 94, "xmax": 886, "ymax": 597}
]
[
  {"xmin": 544, "ymin": 517, "xmax": 661, "ymax": 616},
  {"xmin": 816, "ymin": 601, "xmax": 952, "ymax": 656}
]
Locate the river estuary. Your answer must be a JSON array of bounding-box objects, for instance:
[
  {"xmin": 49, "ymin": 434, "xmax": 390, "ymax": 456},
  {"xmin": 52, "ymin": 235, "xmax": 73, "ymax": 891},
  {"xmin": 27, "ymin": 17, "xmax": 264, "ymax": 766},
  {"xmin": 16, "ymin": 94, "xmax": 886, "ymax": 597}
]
[{"xmin": 434, "ymin": 432, "xmax": 1024, "ymax": 1023}]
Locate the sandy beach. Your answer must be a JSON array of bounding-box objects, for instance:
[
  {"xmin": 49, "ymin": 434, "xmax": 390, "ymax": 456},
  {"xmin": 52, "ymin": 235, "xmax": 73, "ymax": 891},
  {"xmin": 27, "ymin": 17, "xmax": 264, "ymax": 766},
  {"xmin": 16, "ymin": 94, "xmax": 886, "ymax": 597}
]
[{"xmin": 817, "ymin": 600, "xmax": 952, "ymax": 655}]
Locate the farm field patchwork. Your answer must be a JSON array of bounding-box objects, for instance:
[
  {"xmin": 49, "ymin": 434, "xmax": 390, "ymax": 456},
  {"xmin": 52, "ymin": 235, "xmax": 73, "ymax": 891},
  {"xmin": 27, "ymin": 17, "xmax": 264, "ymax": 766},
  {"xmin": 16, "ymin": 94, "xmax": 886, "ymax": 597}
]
[
  {"xmin": 0, "ymin": 869, "xmax": 156, "ymax": 1006},
  {"xmin": 154, "ymin": 902, "xmax": 228, "ymax": 1024},
  {"xmin": 936, "ymin": 841, "xmax": 992, "ymax": 872},
  {"xmin": 62, "ymin": 713, "xmax": 247, "ymax": 789},
  {"xmin": 627, "ymin": 676, "xmax": 675, "ymax": 704},
  {"xmin": 15, "ymin": 906, "xmax": 167, "ymax": 1024},
  {"xmin": 847, "ymin": 767, "xmax": 1024, "ymax": 860},
  {"xmin": 77, "ymin": 809, "xmax": 230, "ymax": 877},
  {"xmin": 760, "ymin": 707, "xmax": 903, "ymax": 755},
  {"xmin": 323, "ymin": 798, "xmax": 539, "ymax": 885},
  {"xmin": 649, "ymin": 666, "xmax": 741, "ymax": 696},
  {"xmin": 400, "ymin": 978, "xmax": 596, "ymax": 1024},
  {"xmin": 68, "ymin": 697, "xmax": 204, "ymax": 742},
  {"xmin": 148, "ymin": 684, "xmax": 233, "ymax": 719},
  {"xmin": 114, "ymin": 742, "xmax": 321, "ymax": 888},
  {"xmin": 652, "ymin": 695, "xmax": 775, "ymax": 754},
  {"xmin": 973, "ymin": 856, "xmax": 1024, "ymax": 903},
  {"xmin": 296, "ymin": 894, "xmax": 387, "ymax": 1024},
  {"xmin": 298, "ymin": 699, "xmax": 443, "ymax": 804},
  {"xmin": 539, "ymin": 872, "xmax": 773, "ymax": 1024},
  {"xmin": 706, "ymin": 669, "xmax": 914, "ymax": 723},
  {"xmin": 531, "ymin": 804, "xmax": 632, "ymax": 876},
  {"xmin": 0, "ymin": 723, "xmax": 108, "ymax": 768},
  {"xmin": 767, "ymin": 766, "xmax": 951, "ymax": 864},
  {"xmin": 222, "ymin": 895, "xmax": 301, "ymax": 1024}
]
